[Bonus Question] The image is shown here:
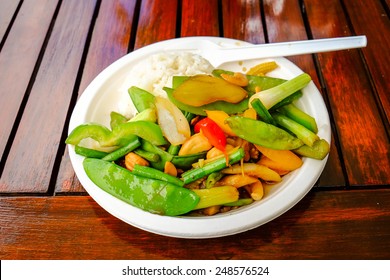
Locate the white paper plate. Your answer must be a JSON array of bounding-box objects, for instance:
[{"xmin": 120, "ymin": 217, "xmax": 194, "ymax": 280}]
[{"xmin": 68, "ymin": 37, "xmax": 331, "ymax": 238}]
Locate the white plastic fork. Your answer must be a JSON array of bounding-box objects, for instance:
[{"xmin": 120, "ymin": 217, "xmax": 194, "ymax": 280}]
[{"xmin": 165, "ymin": 36, "xmax": 367, "ymax": 67}]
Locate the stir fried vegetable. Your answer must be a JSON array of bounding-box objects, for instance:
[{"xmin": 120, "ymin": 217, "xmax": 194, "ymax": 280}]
[
  {"xmin": 194, "ymin": 117, "xmax": 228, "ymax": 162},
  {"xmin": 173, "ymin": 75, "xmax": 247, "ymax": 106},
  {"xmin": 66, "ymin": 61, "xmax": 330, "ymax": 217},
  {"xmin": 83, "ymin": 158, "xmax": 198, "ymax": 216}
]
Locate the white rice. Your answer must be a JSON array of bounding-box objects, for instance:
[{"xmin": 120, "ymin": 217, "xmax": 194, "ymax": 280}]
[{"xmin": 117, "ymin": 52, "xmax": 213, "ymax": 118}]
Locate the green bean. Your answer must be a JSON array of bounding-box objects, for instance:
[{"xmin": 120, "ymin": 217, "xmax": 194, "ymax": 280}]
[
  {"xmin": 205, "ymin": 172, "xmax": 223, "ymax": 188},
  {"xmin": 133, "ymin": 149, "xmax": 160, "ymax": 163},
  {"xmin": 141, "ymin": 140, "xmax": 173, "ymax": 170},
  {"xmin": 132, "ymin": 164, "xmax": 184, "ymax": 187},
  {"xmin": 181, "ymin": 148, "xmax": 244, "ymax": 185},
  {"xmin": 102, "ymin": 136, "xmax": 141, "ymax": 161},
  {"xmin": 167, "ymin": 144, "xmax": 180, "ymax": 156},
  {"xmin": 75, "ymin": 145, "xmax": 108, "ymax": 159},
  {"xmin": 171, "ymin": 151, "xmax": 208, "ymax": 170}
]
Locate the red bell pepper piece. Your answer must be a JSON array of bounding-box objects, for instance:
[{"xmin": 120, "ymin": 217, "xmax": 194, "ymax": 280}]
[{"xmin": 194, "ymin": 118, "xmax": 229, "ymax": 164}]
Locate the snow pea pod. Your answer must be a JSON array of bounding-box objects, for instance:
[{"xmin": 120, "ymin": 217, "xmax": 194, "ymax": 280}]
[
  {"xmin": 112, "ymin": 121, "xmax": 167, "ymax": 146},
  {"xmin": 226, "ymin": 116, "xmax": 303, "ymax": 150},
  {"xmin": 128, "ymin": 86, "xmax": 155, "ymax": 112},
  {"xmin": 83, "ymin": 158, "xmax": 199, "ymax": 216},
  {"xmin": 293, "ymin": 139, "xmax": 330, "ymax": 160}
]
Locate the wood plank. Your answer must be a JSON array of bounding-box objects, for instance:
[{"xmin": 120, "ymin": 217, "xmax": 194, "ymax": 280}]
[
  {"xmin": 134, "ymin": 0, "xmax": 178, "ymax": 49},
  {"xmin": 78, "ymin": 0, "xmax": 136, "ymax": 93},
  {"xmin": 262, "ymin": 0, "xmax": 345, "ymax": 187},
  {"xmin": 304, "ymin": 0, "xmax": 390, "ymax": 186},
  {"xmin": 55, "ymin": 0, "xmax": 137, "ymax": 193},
  {"xmin": 263, "ymin": 0, "xmax": 315, "ymax": 79},
  {"xmin": 0, "ymin": 0, "xmax": 21, "ymax": 42},
  {"xmin": 343, "ymin": 0, "xmax": 390, "ymax": 123},
  {"xmin": 55, "ymin": 153, "xmax": 85, "ymax": 193},
  {"xmin": 0, "ymin": 0, "xmax": 98, "ymax": 193},
  {"xmin": 0, "ymin": 0, "xmax": 59, "ymax": 163},
  {"xmin": 181, "ymin": 0, "xmax": 220, "ymax": 36},
  {"xmin": 1, "ymin": 189, "xmax": 389, "ymax": 259},
  {"xmin": 220, "ymin": 0, "xmax": 265, "ymax": 44}
]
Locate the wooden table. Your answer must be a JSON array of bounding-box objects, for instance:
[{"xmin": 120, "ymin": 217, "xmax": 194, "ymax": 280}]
[{"xmin": 1, "ymin": 0, "xmax": 389, "ymax": 260}]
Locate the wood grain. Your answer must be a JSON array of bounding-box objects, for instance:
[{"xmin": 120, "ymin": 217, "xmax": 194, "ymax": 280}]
[
  {"xmin": 0, "ymin": 0, "xmax": 389, "ymax": 261},
  {"xmin": 1, "ymin": 189, "xmax": 389, "ymax": 259},
  {"xmin": 181, "ymin": 0, "xmax": 220, "ymax": 36},
  {"xmin": 134, "ymin": 0, "xmax": 178, "ymax": 49},
  {"xmin": 305, "ymin": 0, "xmax": 390, "ymax": 186},
  {"xmin": 0, "ymin": 0, "xmax": 98, "ymax": 193},
  {"xmin": 0, "ymin": 0, "xmax": 59, "ymax": 163},
  {"xmin": 220, "ymin": 0, "xmax": 265, "ymax": 44},
  {"xmin": 343, "ymin": 0, "xmax": 390, "ymax": 124},
  {"xmin": 78, "ymin": 0, "xmax": 136, "ymax": 94},
  {"xmin": 0, "ymin": 0, "xmax": 21, "ymax": 42},
  {"xmin": 262, "ymin": 0, "xmax": 345, "ymax": 187},
  {"xmin": 55, "ymin": 0, "xmax": 137, "ymax": 194}
]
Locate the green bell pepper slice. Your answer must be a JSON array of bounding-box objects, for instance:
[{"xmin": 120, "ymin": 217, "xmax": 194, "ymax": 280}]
[
  {"xmin": 112, "ymin": 121, "xmax": 167, "ymax": 146},
  {"xmin": 83, "ymin": 158, "xmax": 199, "ymax": 216},
  {"xmin": 110, "ymin": 111, "xmax": 128, "ymax": 130},
  {"xmin": 66, "ymin": 120, "xmax": 167, "ymax": 147},
  {"xmin": 66, "ymin": 123, "xmax": 112, "ymax": 146}
]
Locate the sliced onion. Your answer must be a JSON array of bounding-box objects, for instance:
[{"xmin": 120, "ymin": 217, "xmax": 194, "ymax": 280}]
[{"xmin": 155, "ymin": 96, "xmax": 191, "ymax": 145}]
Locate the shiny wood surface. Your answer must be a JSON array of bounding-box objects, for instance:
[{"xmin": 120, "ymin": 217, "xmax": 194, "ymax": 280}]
[{"xmin": 1, "ymin": 0, "xmax": 389, "ymax": 259}]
